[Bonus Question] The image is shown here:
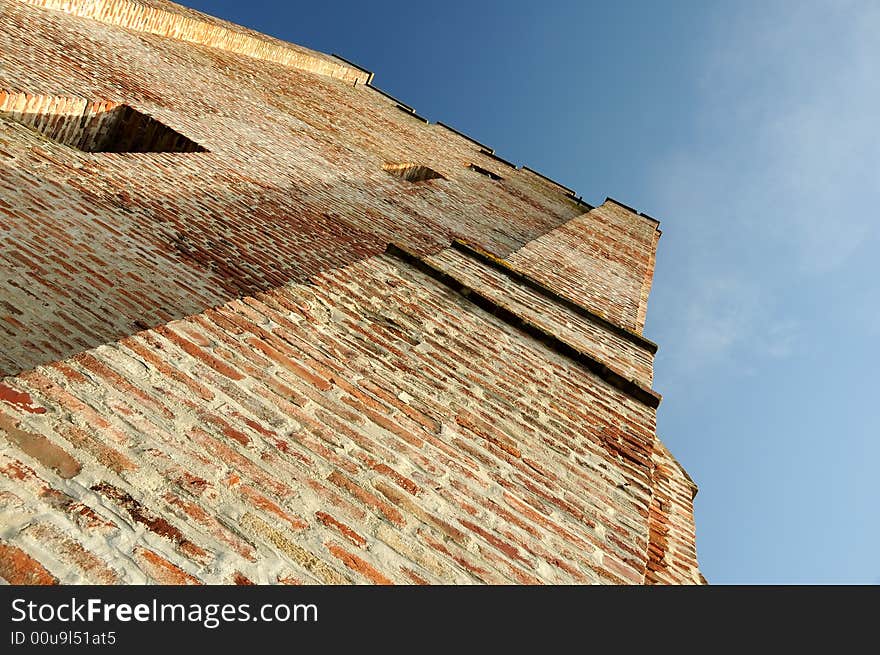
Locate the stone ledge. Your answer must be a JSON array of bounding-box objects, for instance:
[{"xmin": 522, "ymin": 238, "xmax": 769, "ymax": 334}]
[{"xmin": 605, "ymin": 196, "xmax": 662, "ymax": 226}]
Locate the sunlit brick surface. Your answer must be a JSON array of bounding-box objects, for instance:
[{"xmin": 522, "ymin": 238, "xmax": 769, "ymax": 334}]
[{"xmin": 0, "ymin": 0, "xmax": 702, "ymax": 584}]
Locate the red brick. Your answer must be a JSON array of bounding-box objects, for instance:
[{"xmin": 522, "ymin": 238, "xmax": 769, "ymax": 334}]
[
  {"xmin": 238, "ymin": 484, "xmax": 308, "ymax": 531},
  {"xmin": 327, "ymin": 470, "xmax": 405, "ymax": 527},
  {"xmin": 0, "ymin": 541, "xmax": 58, "ymax": 585},
  {"xmin": 455, "ymin": 409, "xmax": 522, "ymax": 459},
  {"xmin": 156, "ymin": 326, "xmax": 245, "ymax": 381},
  {"xmin": 400, "ymin": 567, "xmax": 430, "ymax": 585},
  {"xmin": 121, "ymin": 336, "xmax": 215, "ymax": 401},
  {"xmin": 315, "ymin": 511, "xmax": 367, "ymax": 548},
  {"xmin": 325, "ymin": 542, "xmax": 393, "ymax": 585},
  {"xmin": 0, "ymin": 382, "xmax": 46, "ymax": 414},
  {"xmin": 373, "ymin": 479, "xmax": 469, "ymax": 546},
  {"xmin": 459, "ymin": 519, "xmax": 529, "ymax": 565},
  {"xmin": 355, "ymin": 453, "xmax": 420, "ymax": 496},
  {"xmin": 133, "ymin": 547, "xmax": 201, "ymax": 585},
  {"xmin": 245, "ymin": 336, "xmax": 331, "ymax": 391},
  {"xmin": 72, "ymin": 352, "xmax": 174, "ymax": 420},
  {"xmin": 162, "ymin": 493, "xmax": 257, "ymax": 561},
  {"xmin": 232, "ymin": 572, "xmax": 255, "ymax": 585}
]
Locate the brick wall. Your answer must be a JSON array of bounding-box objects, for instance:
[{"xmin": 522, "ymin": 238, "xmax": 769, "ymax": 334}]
[
  {"xmin": 0, "ymin": 0, "xmax": 585, "ymax": 376},
  {"xmin": 16, "ymin": 0, "xmax": 369, "ymax": 84},
  {"xmin": 646, "ymin": 442, "xmax": 704, "ymax": 584},
  {"xmin": 0, "ymin": 0, "xmax": 703, "ymax": 584},
  {"xmin": 508, "ymin": 200, "xmax": 662, "ymax": 335},
  {"xmin": 0, "ymin": 251, "xmax": 658, "ymax": 584}
]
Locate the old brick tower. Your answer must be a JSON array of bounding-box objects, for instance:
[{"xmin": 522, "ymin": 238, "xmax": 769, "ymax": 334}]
[{"xmin": 0, "ymin": 0, "xmax": 703, "ymax": 584}]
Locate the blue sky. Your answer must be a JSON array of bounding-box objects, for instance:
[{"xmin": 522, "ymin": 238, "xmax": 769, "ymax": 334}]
[{"xmin": 184, "ymin": 0, "xmax": 880, "ymax": 584}]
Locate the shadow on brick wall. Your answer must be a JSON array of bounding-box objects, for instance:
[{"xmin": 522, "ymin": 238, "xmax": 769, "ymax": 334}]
[{"xmin": 0, "ymin": 124, "xmax": 577, "ymax": 377}]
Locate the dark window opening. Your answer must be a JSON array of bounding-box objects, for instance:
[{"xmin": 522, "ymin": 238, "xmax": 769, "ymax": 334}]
[
  {"xmin": 383, "ymin": 162, "xmax": 445, "ymax": 183},
  {"xmin": 468, "ymin": 163, "xmax": 503, "ymax": 181},
  {"xmin": 0, "ymin": 91, "xmax": 207, "ymax": 153}
]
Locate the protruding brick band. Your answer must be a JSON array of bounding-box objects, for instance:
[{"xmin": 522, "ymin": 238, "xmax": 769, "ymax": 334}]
[
  {"xmin": 385, "ymin": 243, "xmax": 662, "ymax": 408},
  {"xmin": 450, "ymin": 239, "xmax": 659, "ymax": 354}
]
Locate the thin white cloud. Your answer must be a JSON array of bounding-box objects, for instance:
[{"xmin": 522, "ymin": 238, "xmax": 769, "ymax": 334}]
[
  {"xmin": 648, "ymin": 0, "xmax": 880, "ymax": 377},
  {"xmin": 654, "ymin": 275, "xmax": 799, "ymax": 383}
]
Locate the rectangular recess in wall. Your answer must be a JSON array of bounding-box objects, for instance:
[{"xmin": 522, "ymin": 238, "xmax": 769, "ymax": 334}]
[
  {"xmin": 383, "ymin": 161, "xmax": 445, "ymax": 183},
  {"xmin": 0, "ymin": 91, "xmax": 207, "ymax": 153},
  {"xmin": 468, "ymin": 163, "xmax": 503, "ymax": 181}
]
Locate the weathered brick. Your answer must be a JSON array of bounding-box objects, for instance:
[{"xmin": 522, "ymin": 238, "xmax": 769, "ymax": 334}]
[
  {"xmin": 0, "ymin": 540, "xmax": 58, "ymax": 585},
  {"xmin": 327, "ymin": 470, "xmax": 406, "ymax": 527},
  {"xmin": 133, "ymin": 547, "xmax": 202, "ymax": 585},
  {"xmin": 57, "ymin": 425, "xmax": 136, "ymax": 474},
  {"xmin": 20, "ymin": 522, "xmax": 120, "ymax": 584},
  {"xmin": 0, "ymin": 382, "xmax": 46, "ymax": 414},
  {"xmin": 325, "ymin": 543, "xmax": 394, "ymax": 585},
  {"xmin": 315, "ymin": 511, "xmax": 367, "ymax": 548},
  {"xmin": 325, "ymin": 542, "xmax": 393, "ymax": 585},
  {"xmin": 0, "ymin": 412, "xmax": 81, "ymax": 479},
  {"xmin": 91, "ymin": 482, "xmax": 209, "ymax": 564},
  {"xmin": 239, "ymin": 513, "xmax": 347, "ymax": 584}
]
